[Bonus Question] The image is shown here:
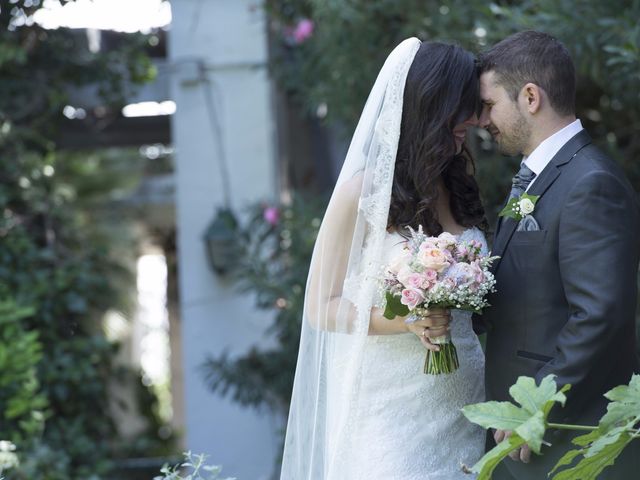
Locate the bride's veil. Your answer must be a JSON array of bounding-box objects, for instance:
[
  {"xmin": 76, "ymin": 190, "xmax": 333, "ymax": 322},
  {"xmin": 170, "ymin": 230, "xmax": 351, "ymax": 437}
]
[{"xmin": 280, "ymin": 37, "xmax": 421, "ymax": 479}]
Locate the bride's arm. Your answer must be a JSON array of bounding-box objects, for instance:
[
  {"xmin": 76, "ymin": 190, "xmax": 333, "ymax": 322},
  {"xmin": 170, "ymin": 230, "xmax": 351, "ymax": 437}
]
[
  {"xmin": 305, "ymin": 174, "xmax": 449, "ymax": 343},
  {"xmin": 304, "ymin": 174, "xmax": 364, "ymax": 333}
]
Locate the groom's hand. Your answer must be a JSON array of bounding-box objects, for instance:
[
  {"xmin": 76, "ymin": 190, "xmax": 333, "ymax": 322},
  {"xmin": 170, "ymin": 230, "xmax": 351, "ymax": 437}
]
[{"xmin": 493, "ymin": 429, "xmax": 531, "ymax": 463}]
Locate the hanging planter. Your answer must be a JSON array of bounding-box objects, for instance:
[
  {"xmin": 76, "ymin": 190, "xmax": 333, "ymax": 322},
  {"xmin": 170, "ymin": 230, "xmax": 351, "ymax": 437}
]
[
  {"xmin": 197, "ymin": 61, "xmax": 242, "ymax": 276},
  {"xmin": 202, "ymin": 207, "xmax": 241, "ymax": 275}
]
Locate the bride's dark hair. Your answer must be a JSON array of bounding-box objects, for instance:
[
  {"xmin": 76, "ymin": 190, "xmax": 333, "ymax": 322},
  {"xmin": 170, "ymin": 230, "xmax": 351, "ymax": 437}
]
[{"xmin": 388, "ymin": 41, "xmax": 488, "ymax": 236}]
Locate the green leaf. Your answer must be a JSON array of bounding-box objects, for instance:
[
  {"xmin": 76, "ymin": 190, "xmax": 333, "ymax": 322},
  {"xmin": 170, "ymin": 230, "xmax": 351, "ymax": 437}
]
[
  {"xmin": 470, "ymin": 433, "xmax": 527, "ymax": 479},
  {"xmin": 462, "ymin": 401, "xmax": 531, "ymax": 431},
  {"xmin": 383, "ymin": 291, "xmax": 409, "ymax": 319},
  {"xmin": 587, "ymin": 424, "xmax": 629, "ymax": 458},
  {"xmin": 572, "ymin": 430, "xmax": 603, "ymax": 448},
  {"xmin": 551, "ymin": 431, "xmax": 633, "ymax": 480},
  {"xmin": 463, "ymin": 375, "xmax": 571, "ymax": 470},
  {"xmin": 550, "ymin": 443, "xmax": 589, "ymax": 476},
  {"xmin": 599, "ymin": 375, "xmax": 640, "ymax": 429},
  {"xmin": 514, "ymin": 411, "xmax": 547, "ymax": 453},
  {"xmin": 498, "ymin": 198, "xmax": 520, "ymax": 219},
  {"xmin": 604, "ymin": 375, "xmax": 640, "ymax": 403},
  {"xmin": 509, "ymin": 375, "xmax": 569, "ymax": 416}
]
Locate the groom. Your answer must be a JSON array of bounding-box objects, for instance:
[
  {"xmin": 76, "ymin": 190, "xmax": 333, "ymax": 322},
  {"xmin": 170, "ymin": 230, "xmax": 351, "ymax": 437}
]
[{"xmin": 476, "ymin": 31, "xmax": 640, "ymax": 479}]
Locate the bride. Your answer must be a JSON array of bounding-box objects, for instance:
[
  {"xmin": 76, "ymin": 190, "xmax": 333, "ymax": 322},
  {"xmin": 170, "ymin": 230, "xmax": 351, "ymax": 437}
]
[{"xmin": 280, "ymin": 38, "xmax": 488, "ymax": 479}]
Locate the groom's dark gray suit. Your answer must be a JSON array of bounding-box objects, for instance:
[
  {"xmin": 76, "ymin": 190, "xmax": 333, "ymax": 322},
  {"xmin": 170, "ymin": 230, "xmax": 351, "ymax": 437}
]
[{"xmin": 480, "ymin": 129, "xmax": 640, "ymax": 479}]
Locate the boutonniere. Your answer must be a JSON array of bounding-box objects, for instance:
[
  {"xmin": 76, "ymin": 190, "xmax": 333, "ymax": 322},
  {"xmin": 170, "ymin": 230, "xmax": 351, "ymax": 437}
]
[{"xmin": 499, "ymin": 193, "xmax": 540, "ymax": 221}]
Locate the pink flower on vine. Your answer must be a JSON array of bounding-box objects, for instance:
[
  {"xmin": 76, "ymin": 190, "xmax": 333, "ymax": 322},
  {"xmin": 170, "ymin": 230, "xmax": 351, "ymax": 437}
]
[
  {"xmin": 293, "ymin": 18, "xmax": 314, "ymax": 44},
  {"xmin": 263, "ymin": 206, "xmax": 280, "ymax": 226}
]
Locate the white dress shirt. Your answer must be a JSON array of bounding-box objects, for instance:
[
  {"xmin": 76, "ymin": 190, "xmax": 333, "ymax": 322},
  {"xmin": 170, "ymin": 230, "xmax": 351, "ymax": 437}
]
[{"xmin": 523, "ymin": 119, "xmax": 584, "ymax": 191}]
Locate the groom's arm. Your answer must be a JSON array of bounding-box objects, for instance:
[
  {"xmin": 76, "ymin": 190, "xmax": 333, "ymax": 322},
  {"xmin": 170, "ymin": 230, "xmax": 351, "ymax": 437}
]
[{"xmin": 536, "ymin": 169, "xmax": 640, "ymax": 421}]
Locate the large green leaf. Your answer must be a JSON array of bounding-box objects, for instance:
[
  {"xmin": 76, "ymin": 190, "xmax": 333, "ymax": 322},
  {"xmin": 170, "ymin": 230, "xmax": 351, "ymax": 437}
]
[
  {"xmin": 468, "ymin": 433, "xmax": 527, "ymax": 480},
  {"xmin": 599, "ymin": 374, "xmax": 640, "ymax": 430},
  {"xmin": 549, "ymin": 376, "xmax": 640, "ymax": 479},
  {"xmin": 551, "ymin": 430, "xmax": 633, "ymax": 480},
  {"xmin": 461, "ymin": 401, "xmax": 531, "ymax": 431},
  {"xmin": 514, "ymin": 411, "xmax": 547, "ymax": 453},
  {"xmin": 509, "ymin": 375, "xmax": 570, "ymax": 417},
  {"xmin": 462, "ymin": 374, "xmax": 571, "ymax": 476},
  {"xmin": 550, "ymin": 431, "xmax": 600, "ymax": 476}
]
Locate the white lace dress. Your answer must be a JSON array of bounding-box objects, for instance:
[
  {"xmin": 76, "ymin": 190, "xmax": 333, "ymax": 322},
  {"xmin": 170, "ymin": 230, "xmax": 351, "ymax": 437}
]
[{"xmin": 341, "ymin": 228, "xmax": 486, "ymax": 480}]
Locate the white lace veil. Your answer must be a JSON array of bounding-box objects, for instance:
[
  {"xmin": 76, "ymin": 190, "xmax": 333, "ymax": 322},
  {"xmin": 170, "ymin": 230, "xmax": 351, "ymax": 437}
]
[{"xmin": 280, "ymin": 38, "xmax": 421, "ymax": 479}]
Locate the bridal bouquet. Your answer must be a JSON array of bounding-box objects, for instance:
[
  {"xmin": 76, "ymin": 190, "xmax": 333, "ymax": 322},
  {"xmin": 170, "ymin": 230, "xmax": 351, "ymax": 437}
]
[{"xmin": 382, "ymin": 227, "xmax": 498, "ymax": 374}]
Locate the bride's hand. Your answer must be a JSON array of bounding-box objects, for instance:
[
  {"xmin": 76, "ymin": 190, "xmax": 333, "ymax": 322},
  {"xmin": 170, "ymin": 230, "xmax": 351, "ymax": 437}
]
[{"xmin": 406, "ymin": 308, "xmax": 451, "ymax": 352}]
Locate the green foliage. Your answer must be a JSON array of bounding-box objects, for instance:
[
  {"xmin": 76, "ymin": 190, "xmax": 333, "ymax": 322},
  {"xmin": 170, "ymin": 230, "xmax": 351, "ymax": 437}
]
[
  {"xmin": 462, "ymin": 375, "xmax": 640, "ymax": 479},
  {"xmin": 462, "ymin": 375, "xmax": 570, "ymax": 478},
  {"xmin": 0, "ymin": 150, "xmax": 131, "ymax": 479},
  {"xmin": 0, "ymin": 301, "xmax": 47, "ymax": 447},
  {"xmin": 550, "ymin": 376, "xmax": 640, "ymax": 479},
  {"xmin": 201, "ymin": 195, "xmax": 326, "ymax": 416},
  {"xmin": 154, "ymin": 451, "xmax": 235, "ymax": 480},
  {"xmin": 0, "ymin": 2, "xmax": 165, "ymax": 478},
  {"xmin": 383, "ymin": 291, "xmax": 410, "ymax": 319}
]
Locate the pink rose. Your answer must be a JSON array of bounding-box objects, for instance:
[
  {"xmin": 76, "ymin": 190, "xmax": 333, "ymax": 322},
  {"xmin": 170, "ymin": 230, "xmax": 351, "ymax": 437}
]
[
  {"xmin": 424, "ymin": 269, "xmax": 438, "ymax": 283},
  {"xmin": 293, "ymin": 19, "xmax": 314, "ymax": 44},
  {"xmin": 400, "ymin": 288, "xmax": 425, "ymax": 310},
  {"xmin": 263, "ymin": 206, "xmax": 279, "ymax": 226},
  {"xmin": 404, "ymin": 272, "xmax": 432, "ymax": 290},
  {"xmin": 417, "ymin": 247, "xmax": 451, "ymax": 272}
]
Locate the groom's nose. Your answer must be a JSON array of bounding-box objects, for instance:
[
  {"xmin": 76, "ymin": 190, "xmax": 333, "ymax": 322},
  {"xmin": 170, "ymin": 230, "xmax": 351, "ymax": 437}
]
[{"xmin": 478, "ymin": 106, "xmax": 491, "ymax": 129}]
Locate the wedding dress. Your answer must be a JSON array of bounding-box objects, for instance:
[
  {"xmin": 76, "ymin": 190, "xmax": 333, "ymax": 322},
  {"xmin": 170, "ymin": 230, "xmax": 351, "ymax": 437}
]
[
  {"xmin": 339, "ymin": 229, "xmax": 486, "ymax": 480},
  {"xmin": 280, "ymin": 38, "xmax": 486, "ymax": 480}
]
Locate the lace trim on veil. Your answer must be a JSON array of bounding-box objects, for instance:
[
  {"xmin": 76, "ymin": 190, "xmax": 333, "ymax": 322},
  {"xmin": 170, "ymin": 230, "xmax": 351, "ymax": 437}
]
[{"xmin": 342, "ymin": 43, "xmax": 419, "ymax": 330}]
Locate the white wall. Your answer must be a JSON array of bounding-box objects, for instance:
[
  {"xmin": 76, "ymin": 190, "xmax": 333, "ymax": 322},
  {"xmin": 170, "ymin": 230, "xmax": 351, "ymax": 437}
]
[{"xmin": 169, "ymin": 1, "xmax": 278, "ymax": 478}]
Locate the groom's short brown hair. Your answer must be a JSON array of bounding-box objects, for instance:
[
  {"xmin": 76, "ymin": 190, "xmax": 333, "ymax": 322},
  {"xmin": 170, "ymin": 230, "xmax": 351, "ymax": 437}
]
[{"xmin": 479, "ymin": 30, "xmax": 576, "ymax": 116}]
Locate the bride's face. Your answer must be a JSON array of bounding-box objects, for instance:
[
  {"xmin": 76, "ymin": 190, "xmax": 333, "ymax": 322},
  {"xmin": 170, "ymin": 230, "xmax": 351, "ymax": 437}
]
[{"xmin": 452, "ymin": 113, "xmax": 479, "ymax": 153}]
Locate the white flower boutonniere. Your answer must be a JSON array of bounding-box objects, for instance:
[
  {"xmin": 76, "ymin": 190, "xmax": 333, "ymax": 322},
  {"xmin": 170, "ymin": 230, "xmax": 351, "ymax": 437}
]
[{"xmin": 499, "ymin": 193, "xmax": 540, "ymax": 221}]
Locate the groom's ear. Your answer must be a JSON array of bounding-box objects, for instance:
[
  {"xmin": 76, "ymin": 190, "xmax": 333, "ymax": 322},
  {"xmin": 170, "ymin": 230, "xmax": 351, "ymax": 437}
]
[{"xmin": 520, "ymin": 83, "xmax": 543, "ymax": 115}]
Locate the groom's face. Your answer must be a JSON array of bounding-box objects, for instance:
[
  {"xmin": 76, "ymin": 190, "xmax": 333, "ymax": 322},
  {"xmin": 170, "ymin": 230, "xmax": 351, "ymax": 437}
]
[{"xmin": 479, "ymin": 71, "xmax": 531, "ymax": 157}]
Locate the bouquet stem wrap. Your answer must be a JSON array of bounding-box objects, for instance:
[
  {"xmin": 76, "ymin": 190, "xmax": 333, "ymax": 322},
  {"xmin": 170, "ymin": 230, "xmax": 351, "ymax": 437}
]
[{"xmin": 424, "ymin": 333, "xmax": 459, "ymax": 374}]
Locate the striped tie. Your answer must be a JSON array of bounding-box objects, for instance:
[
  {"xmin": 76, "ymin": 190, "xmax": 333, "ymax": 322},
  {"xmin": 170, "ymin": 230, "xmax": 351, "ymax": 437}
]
[{"xmin": 509, "ymin": 163, "xmax": 536, "ymax": 200}]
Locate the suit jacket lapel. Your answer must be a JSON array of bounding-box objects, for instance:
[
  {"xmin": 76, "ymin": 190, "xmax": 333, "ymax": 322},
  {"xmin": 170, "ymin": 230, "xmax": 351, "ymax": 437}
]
[{"xmin": 490, "ymin": 130, "xmax": 592, "ymax": 273}]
